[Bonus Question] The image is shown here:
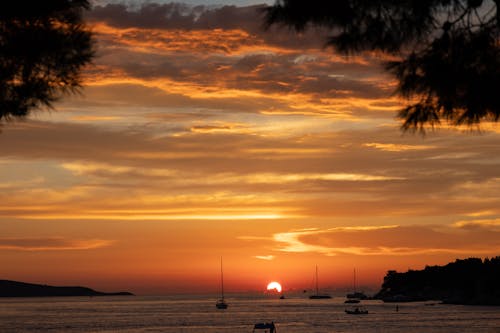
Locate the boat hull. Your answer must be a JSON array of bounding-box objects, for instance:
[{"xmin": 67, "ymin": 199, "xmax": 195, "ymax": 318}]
[
  {"xmin": 309, "ymin": 295, "xmax": 332, "ymax": 299},
  {"xmin": 216, "ymin": 300, "xmax": 228, "ymax": 309}
]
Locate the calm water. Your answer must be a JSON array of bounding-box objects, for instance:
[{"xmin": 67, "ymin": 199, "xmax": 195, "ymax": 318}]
[{"xmin": 1, "ymin": 295, "xmax": 499, "ymax": 332}]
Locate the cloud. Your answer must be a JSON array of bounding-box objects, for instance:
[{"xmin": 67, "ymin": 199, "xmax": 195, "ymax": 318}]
[
  {"xmin": 0, "ymin": 177, "xmax": 45, "ymax": 189},
  {"xmin": 364, "ymin": 143, "xmax": 435, "ymax": 152},
  {"xmin": 224, "ymin": 172, "xmax": 404, "ymax": 183},
  {"xmin": 87, "ymin": 3, "xmax": 325, "ymax": 49},
  {"xmin": 190, "ymin": 122, "xmax": 251, "ymax": 134},
  {"xmin": 266, "ymin": 224, "xmax": 500, "ymax": 256},
  {"xmin": 61, "ymin": 161, "xmax": 178, "ymax": 179},
  {"xmin": 88, "ymin": 3, "xmax": 198, "ymax": 30},
  {"xmin": 0, "ymin": 238, "xmax": 114, "ymax": 251},
  {"xmin": 2, "ymin": 119, "xmax": 500, "ymax": 223},
  {"xmin": 81, "ymin": 3, "xmax": 395, "ymax": 115},
  {"xmin": 254, "ymin": 255, "xmax": 275, "ymax": 260},
  {"xmin": 272, "ymin": 228, "xmax": 333, "ymax": 255},
  {"xmin": 453, "ymin": 218, "xmax": 500, "ymax": 230}
]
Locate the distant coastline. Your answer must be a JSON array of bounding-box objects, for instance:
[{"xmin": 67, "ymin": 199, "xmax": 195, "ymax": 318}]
[
  {"xmin": 0, "ymin": 280, "xmax": 134, "ymax": 297},
  {"xmin": 374, "ymin": 257, "xmax": 500, "ymax": 306}
]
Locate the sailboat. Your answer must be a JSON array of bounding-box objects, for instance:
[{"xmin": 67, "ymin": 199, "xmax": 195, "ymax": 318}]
[
  {"xmin": 309, "ymin": 265, "xmax": 331, "ymax": 299},
  {"xmin": 215, "ymin": 257, "xmax": 228, "ymax": 309},
  {"xmin": 345, "ymin": 268, "xmax": 367, "ymax": 303}
]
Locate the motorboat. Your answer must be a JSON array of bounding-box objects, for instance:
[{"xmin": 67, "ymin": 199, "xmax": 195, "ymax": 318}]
[
  {"xmin": 345, "ymin": 306, "xmax": 368, "ymax": 315},
  {"xmin": 253, "ymin": 322, "xmax": 277, "ymax": 332}
]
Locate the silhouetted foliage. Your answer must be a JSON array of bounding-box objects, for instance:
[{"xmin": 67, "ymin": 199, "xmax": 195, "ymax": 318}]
[
  {"xmin": 265, "ymin": 0, "xmax": 500, "ymax": 131},
  {"xmin": 374, "ymin": 257, "xmax": 500, "ymax": 305},
  {"xmin": 0, "ymin": 0, "xmax": 94, "ymax": 121}
]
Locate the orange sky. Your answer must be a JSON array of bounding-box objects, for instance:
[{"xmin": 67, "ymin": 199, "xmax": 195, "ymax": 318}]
[{"xmin": 0, "ymin": 1, "xmax": 499, "ymax": 295}]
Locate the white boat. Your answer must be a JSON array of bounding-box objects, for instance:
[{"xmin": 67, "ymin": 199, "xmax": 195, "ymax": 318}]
[
  {"xmin": 309, "ymin": 265, "xmax": 331, "ymax": 299},
  {"xmin": 216, "ymin": 257, "xmax": 228, "ymax": 309}
]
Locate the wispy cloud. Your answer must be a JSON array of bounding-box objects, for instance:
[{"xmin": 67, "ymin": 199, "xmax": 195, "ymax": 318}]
[
  {"xmin": 453, "ymin": 218, "xmax": 500, "ymax": 229},
  {"xmin": 0, "ymin": 177, "xmax": 45, "ymax": 189},
  {"xmin": 364, "ymin": 143, "xmax": 435, "ymax": 152},
  {"xmin": 272, "ymin": 228, "xmax": 334, "ymax": 255},
  {"xmin": 265, "ymin": 224, "xmax": 500, "ymax": 256},
  {"xmin": 239, "ymin": 172, "xmax": 404, "ymax": 183},
  {"xmin": 190, "ymin": 122, "xmax": 251, "ymax": 134},
  {"xmin": 254, "ymin": 255, "xmax": 275, "ymax": 260},
  {"xmin": 0, "ymin": 238, "xmax": 114, "ymax": 251}
]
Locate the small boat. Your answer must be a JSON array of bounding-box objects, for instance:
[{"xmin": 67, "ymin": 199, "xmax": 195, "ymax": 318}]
[
  {"xmin": 279, "ymin": 294, "xmax": 285, "ymax": 299},
  {"xmin": 215, "ymin": 257, "xmax": 228, "ymax": 309},
  {"xmin": 310, "ymin": 294, "xmax": 332, "ymax": 299},
  {"xmin": 253, "ymin": 322, "xmax": 277, "ymax": 332},
  {"xmin": 309, "ymin": 265, "xmax": 331, "ymax": 299},
  {"xmin": 345, "ymin": 306, "xmax": 368, "ymax": 315}
]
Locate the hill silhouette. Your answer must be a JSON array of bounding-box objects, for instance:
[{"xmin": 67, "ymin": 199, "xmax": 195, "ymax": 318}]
[
  {"xmin": 0, "ymin": 280, "xmax": 133, "ymax": 297},
  {"xmin": 375, "ymin": 257, "xmax": 500, "ymax": 305}
]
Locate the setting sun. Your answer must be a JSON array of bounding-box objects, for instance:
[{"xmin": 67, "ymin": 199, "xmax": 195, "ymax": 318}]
[{"xmin": 266, "ymin": 281, "xmax": 282, "ymax": 293}]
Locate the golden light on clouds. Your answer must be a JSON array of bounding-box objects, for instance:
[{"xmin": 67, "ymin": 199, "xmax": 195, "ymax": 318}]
[
  {"xmin": 363, "ymin": 143, "xmax": 435, "ymax": 152},
  {"xmin": 267, "ymin": 225, "xmax": 500, "ymax": 256},
  {"xmin": 70, "ymin": 115, "xmax": 122, "ymax": 122},
  {"xmin": 255, "ymin": 255, "xmax": 275, "ymax": 261},
  {"xmin": 18, "ymin": 212, "xmax": 286, "ymax": 221},
  {"xmin": 453, "ymin": 219, "xmax": 500, "ymax": 229},
  {"xmin": 93, "ymin": 23, "xmax": 270, "ymax": 55}
]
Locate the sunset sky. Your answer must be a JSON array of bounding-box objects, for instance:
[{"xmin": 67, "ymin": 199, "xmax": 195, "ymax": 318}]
[{"xmin": 1, "ymin": 0, "xmax": 500, "ymax": 295}]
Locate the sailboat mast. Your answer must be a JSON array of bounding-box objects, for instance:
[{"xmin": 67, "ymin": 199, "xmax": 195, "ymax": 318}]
[
  {"xmin": 315, "ymin": 265, "xmax": 319, "ymax": 295},
  {"xmin": 353, "ymin": 268, "xmax": 356, "ymax": 293},
  {"xmin": 220, "ymin": 257, "xmax": 224, "ymax": 300}
]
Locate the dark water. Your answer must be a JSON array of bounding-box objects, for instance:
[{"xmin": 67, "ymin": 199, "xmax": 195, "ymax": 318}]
[{"xmin": 0, "ymin": 296, "xmax": 499, "ymax": 332}]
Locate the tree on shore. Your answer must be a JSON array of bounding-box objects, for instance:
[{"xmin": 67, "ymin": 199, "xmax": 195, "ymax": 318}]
[
  {"xmin": 0, "ymin": 0, "xmax": 94, "ymax": 121},
  {"xmin": 374, "ymin": 257, "xmax": 500, "ymax": 305},
  {"xmin": 265, "ymin": 0, "xmax": 500, "ymax": 132}
]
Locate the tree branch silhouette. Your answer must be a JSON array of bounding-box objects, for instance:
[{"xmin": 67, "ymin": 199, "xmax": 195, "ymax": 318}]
[
  {"xmin": 265, "ymin": 0, "xmax": 500, "ymax": 132},
  {"xmin": 0, "ymin": 0, "xmax": 94, "ymax": 121}
]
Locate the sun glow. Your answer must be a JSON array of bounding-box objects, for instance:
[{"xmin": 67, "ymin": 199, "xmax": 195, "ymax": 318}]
[{"xmin": 266, "ymin": 281, "xmax": 282, "ymax": 293}]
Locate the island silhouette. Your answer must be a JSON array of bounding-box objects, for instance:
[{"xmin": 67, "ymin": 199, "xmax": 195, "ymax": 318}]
[
  {"xmin": 0, "ymin": 280, "xmax": 133, "ymax": 297},
  {"xmin": 375, "ymin": 257, "xmax": 500, "ymax": 305}
]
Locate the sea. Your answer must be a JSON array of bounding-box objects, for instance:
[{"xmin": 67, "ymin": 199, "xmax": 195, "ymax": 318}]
[{"xmin": 1, "ymin": 295, "xmax": 499, "ymax": 332}]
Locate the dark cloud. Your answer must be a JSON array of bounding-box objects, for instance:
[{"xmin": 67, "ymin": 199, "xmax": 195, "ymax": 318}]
[
  {"xmin": 91, "ymin": 53, "xmax": 388, "ymax": 102},
  {"xmin": 83, "ymin": 3, "xmax": 396, "ymax": 106},
  {"xmin": 66, "ymin": 83, "xmax": 292, "ymax": 113},
  {"xmin": 87, "ymin": 3, "xmax": 326, "ymax": 49},
  {"xmin": 88, "ymin": 3, "xmax": 198, "ymax": 29}
]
